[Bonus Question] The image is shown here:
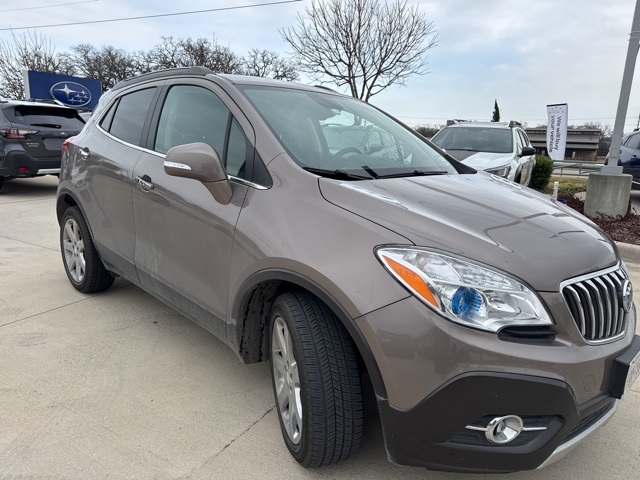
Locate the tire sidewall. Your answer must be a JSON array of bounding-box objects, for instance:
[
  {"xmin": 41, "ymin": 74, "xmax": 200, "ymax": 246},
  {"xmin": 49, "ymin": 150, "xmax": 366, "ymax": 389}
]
[
  {"xmin": 60, "ymin": 207, "xmax": 92, "ymax": 291},
  {"xmin": 269, "ymin": 299, "xmax": 311, "ymax": 461}
]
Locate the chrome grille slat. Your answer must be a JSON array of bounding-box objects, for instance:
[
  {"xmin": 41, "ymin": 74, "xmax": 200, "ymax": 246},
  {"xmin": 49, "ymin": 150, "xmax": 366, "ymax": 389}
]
[
  {"xmin": 564, "ymin": 286, "xmax": 586, "ymax": 334},
  {"xmin": 586, "ymin": 280, "xmax": 606, "ymax": 339},
  {"xmin": 561, "ymin": 266, "xmax": 630, "ymax": 343},
  {"xmin": 600, "ymin": 276, "xmax": 617, "ymax": 336},
  {"xmin": 576, "ymin": 283, "xmax": 597, "ymax": 339}
]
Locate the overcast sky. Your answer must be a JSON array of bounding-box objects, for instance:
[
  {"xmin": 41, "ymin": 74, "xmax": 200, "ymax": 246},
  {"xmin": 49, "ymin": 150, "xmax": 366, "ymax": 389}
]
[{"xmin": 2, "ymin": 0, "xmax": 639, "ymax": 131}]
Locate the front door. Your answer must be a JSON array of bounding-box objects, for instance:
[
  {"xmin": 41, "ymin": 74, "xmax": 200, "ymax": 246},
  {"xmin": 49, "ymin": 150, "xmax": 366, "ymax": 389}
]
[{"xmin": 132, "ymin": 82, "xmax": 254, "ymax": 338}]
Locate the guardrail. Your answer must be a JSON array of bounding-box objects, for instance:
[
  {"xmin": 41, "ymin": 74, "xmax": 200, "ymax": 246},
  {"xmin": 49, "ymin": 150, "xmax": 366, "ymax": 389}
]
[{"xmin": 552, "ymin": 160, "xmax": 604, "ymax": 177}]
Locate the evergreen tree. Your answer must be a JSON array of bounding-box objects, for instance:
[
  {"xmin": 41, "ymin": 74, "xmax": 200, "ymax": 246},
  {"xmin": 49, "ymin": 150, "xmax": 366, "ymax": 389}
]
[{"xmin": 492, "ymin": 99, "xmax": 500, "ymax": 122}]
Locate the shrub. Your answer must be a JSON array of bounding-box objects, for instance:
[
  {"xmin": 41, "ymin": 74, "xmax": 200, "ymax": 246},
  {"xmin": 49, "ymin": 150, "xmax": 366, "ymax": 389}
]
[
  {"xmin": 530, "ymin": 155, "xmax": 554, "ymax": 191},
  {"xmin": 543, "ymin": 176, "xmax": 588, "ymax": 196}
]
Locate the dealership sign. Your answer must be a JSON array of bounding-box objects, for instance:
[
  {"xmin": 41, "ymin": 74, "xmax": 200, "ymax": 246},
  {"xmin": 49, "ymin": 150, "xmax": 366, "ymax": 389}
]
[{"xmin": 23, "ymin": 70, "xmax": 102, "ymax": 110}]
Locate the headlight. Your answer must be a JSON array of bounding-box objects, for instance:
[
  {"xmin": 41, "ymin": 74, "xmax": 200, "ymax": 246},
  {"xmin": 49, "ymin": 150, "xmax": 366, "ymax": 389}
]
[
  {"xmin": 376, "ymin": 247, "xmax": 552, "ymax": 333},
  {"xmin": 485, "ymin": 164, "xmax": 511, "ymax": 177}
]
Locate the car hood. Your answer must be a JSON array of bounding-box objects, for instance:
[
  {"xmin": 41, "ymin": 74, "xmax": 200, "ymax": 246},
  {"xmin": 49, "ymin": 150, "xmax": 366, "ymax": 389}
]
[
  {"xmin": 446, "ymin": 150, "xmax": 514, "ymax": 170},
  {"xmin": 319, "ymin": 172, "xmax": 617, "ymax": 292}
]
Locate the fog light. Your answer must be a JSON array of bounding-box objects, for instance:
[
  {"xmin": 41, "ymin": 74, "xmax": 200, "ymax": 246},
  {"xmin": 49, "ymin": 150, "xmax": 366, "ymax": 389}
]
[{"xmin": 485, "ymin": 415, "xmax": 523, "ymax": 444}]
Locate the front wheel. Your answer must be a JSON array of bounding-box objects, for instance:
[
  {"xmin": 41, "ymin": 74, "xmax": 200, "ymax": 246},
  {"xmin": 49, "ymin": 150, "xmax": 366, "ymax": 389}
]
[
  {"xmin": 60, "ymin": 206, "xmax": 114, "ymax": 293},
  {"xmin": 270, "ymin": 291, "xmax": 363, "ymax": 467}
]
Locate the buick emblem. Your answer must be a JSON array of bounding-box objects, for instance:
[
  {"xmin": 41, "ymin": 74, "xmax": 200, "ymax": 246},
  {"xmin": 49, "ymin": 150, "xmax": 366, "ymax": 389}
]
[{"xmin": 620, "ymin": 280, "xmax": 633, "ymax": 313}]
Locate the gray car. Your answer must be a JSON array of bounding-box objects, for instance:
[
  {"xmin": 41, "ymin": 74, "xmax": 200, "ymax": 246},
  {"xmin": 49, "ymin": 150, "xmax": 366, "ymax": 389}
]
[{"xmin": 56, "ymin": 67, "xmax": 639, "ymax": 473}]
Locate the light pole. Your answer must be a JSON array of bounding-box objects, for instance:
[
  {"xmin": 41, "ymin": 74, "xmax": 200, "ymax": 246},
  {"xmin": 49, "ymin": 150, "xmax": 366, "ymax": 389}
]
[
  {"xmin": 584, "ymin": 0, "xmax": 638, "ymax": 217},
  {"xmin": 604, "ymin": 0, "xmax": 640, "ymax": 172}
]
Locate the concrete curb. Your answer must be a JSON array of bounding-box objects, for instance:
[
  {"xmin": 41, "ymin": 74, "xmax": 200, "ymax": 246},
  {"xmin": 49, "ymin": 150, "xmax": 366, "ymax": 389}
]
[{"xmin": 616, "ymin": 241, "xmax": 640, "ymax": 264}]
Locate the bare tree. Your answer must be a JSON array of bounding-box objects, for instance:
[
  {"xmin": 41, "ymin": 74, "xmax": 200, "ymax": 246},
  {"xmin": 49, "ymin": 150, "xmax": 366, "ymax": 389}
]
[
  {"xmin": 0, "ymin": 32, "xmax": 72, "ymax": 99},
  {"xmin": 242, "ymin": 49, "xmax": 298, "ymax": 81},
  {"xmin": 66, "ymin": 44, "xmax": 140, "ymax": 91},
  {"xmin": 281, "ymin": 0, "xmax": 437, "ymax": 102},
  {"xmin": 148, "ymin": 36, "xmax": 243, "ymax": 74},
  {"xmin": 414, "ymin": 124, "xmax": 443, "ymax": 139}
]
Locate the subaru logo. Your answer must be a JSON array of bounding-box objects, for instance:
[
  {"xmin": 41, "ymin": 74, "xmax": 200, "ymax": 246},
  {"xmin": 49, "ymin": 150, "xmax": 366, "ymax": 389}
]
[
  {"xmin": 50, "ymin": 81, "xmax": 92, "ymax": 107},
  {"xmin": 620, "ymin": 280, "xmax": 633, "ymax": 313}
]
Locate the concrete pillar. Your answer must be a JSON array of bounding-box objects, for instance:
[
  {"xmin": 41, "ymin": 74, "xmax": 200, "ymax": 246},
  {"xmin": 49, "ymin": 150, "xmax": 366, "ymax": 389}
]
[{"xmin": 584, "ymin": 173, "xmax": 633, "ymax": 218}]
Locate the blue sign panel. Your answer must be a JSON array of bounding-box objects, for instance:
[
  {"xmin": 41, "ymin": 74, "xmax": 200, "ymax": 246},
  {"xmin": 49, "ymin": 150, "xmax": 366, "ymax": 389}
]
[{"xmin": 25, "ymin": 71, "xmax": 102, "ymax": 110}]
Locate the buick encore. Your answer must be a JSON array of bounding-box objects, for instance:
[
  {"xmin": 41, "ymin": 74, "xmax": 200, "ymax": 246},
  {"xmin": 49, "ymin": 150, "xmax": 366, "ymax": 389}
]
[{"xmin": 56, "ymin": 67, "xmax": 639, "ymax": 472}]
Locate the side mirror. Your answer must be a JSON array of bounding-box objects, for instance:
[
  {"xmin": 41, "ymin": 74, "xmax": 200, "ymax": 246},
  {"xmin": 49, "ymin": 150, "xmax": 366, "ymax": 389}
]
[
  {"xmin": 164, "ymin": 142, "xmax": 232, "ymax": 205},
  {"xmin": 520, "ymin": 146, "xmax": 536, "ymax": 157}
]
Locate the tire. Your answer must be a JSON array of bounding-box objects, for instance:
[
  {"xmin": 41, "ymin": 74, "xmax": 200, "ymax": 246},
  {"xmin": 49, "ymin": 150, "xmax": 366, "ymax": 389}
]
[
  {"xmin": 60, "ymin": 206, "xmax": 114, "ymax": 293},
  {"xmin": 269, "ymin": 291, "xmax": 363, "ymax": 467}
]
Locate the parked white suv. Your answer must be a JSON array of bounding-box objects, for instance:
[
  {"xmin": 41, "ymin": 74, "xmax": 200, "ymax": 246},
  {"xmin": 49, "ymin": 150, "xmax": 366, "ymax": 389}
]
[{"xmin": 431, "ymin": 120, "xmax": 536, "ymax": 185}]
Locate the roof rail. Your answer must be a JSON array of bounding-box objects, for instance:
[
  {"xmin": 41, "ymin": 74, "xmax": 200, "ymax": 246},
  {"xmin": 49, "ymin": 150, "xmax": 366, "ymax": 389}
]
[
  {"xmin": 508, "ymin": 120, "xmax": 523, "ymax": 128},
  {"xmin": 313, "ymin": 85, "xmax": 338, "ymax": 93},
  {"xmin": 112, "ymin": 66, "xmax": 214, "ymax": 91},
  {"xmin": 446, "ymin": 119, "xmax": 465, "ymax": 126}
]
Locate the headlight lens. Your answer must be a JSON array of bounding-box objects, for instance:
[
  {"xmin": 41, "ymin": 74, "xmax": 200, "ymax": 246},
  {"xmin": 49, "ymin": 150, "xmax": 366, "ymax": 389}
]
[
  {"xmin": 485, "ymin": 164, "xmax": 511, "ymax": 177},
  {"xmin": 376, "ymin": 247, "xmax": 552, "ymax": 333}
]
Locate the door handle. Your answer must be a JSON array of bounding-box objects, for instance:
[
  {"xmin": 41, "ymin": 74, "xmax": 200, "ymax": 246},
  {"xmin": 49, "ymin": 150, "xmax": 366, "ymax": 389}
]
[
  {"xmin": 79, "ymin": 147, "xmax": 90, "ymax": 159},
  {"xmin": 135, "ymin": 175, "xmax": 154, "ymax": 190}
]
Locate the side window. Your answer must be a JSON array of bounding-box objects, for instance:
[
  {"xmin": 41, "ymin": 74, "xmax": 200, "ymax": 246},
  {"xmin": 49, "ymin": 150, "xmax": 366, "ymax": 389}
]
[
  {"xmin": 99, "ymin": 100, "xmax": 118, "ymax": 132},
  {"xmin": 226, "ymin": 119, "xmax": 249, "ymax": 178},
  {"xmin": 626, "ymin": 134, "xmax": 640, "ymax": 150},
  {"xmin": 514, "ymin": 129, "xmax": 523, "ymax": 154},
  {"xmin": 107, "ymin": 88, "xmax": 156, "ymax": 146},
  {"xmin": 154, "ymin": 85, "xmax": 250, "ymax": 179},
  {"xmin": 155, "ymin": 85, "xmax": 228, "ymax": 157},
  {"xmin": 518, "ymin": 130, "xmax": 530, "ymax": 147}
]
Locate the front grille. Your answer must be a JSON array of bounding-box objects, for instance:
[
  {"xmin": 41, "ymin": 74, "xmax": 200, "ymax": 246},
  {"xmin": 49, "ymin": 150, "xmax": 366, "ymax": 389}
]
[{"xmin": 562, "ymin": 266, "xmax": 630, "ymax": 342}]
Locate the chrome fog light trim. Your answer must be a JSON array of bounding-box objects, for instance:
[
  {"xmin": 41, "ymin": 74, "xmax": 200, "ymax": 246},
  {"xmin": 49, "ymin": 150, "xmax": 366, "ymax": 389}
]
[
  {"xmin": 486, "ymin": 415, "xmax": 523, "ymax": 444},
  {"xmin": 465, "ymin": 415, "xmax": 548, "ymax": 445}
]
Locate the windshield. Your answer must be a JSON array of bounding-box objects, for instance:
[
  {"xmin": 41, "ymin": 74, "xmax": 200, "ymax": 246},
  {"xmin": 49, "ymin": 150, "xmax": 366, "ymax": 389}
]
[
  {"xmin": 239, "ymin": 86, "xmax": 457, "ymax": 179},
  {"xmin": 431, "ymin": 127, "xmax": 513, "ymax": 154}
]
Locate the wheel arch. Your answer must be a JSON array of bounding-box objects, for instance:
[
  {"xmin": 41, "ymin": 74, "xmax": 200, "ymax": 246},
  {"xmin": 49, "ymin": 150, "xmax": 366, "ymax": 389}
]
[
  {"xmin": 56, "ymin": 188, "xmax": 84, "ymax": 226},
  {"xmin": 230, "ymin": 269, "xmax": 387, "ymax": 400}
]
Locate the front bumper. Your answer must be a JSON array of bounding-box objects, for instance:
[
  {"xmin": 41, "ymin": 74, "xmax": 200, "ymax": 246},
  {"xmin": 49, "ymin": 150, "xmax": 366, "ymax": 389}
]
[
  {"xmin": 355, "ymin": 295, "xmax": 638, "ymax": 472},
  {"xmin": 377, "ymin": 372, "xmax": 618, "ymax": 472}
]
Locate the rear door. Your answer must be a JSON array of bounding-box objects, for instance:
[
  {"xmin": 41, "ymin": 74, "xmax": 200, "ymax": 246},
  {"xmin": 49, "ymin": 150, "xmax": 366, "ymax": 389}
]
[
  {"xmin": 3, "ymin": 104, "xmax": 84, "ymax": 159},
  {"xmin": 77, "ymin": 84, "xmax": 161, "ymax": 280},
  {"xmin": 132, "ymin": 80, "xmax": 254, "ymax": 335}
]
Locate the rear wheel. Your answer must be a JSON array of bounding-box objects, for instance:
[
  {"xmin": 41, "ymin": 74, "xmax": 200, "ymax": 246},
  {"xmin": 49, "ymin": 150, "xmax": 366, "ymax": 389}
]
[
  {"xmin": 60, "ymin": 206, "xmax": 114, "ymax": 293},
  {"xmin": 270, "ymin": 291, "xmax": 363, "ymax": 467}
]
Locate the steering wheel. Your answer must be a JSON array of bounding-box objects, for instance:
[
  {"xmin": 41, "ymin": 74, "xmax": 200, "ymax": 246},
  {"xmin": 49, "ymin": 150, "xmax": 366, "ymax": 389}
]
[{"xmin": 334, "ymin": 147, "xmax": 363, "ymax": 157}]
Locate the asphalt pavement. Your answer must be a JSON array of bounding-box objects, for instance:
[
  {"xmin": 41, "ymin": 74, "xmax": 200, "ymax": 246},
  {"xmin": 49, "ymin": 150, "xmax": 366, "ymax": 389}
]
[{"xmin": 1, "ymin": 175, "xmax": 639, "ymax": 480}]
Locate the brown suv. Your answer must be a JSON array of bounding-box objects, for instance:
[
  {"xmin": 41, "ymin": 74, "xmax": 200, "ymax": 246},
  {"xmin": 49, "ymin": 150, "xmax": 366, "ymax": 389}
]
[{"xmin": 56, "ymin": 67, "xmax": 639, "ymax": 473}]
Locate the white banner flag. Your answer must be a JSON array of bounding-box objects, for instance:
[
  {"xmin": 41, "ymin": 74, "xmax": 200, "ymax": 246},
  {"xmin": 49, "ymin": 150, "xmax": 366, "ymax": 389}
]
[{"xmin": 546, "ymin": 103, "xmax": 568, "ymax": 161}]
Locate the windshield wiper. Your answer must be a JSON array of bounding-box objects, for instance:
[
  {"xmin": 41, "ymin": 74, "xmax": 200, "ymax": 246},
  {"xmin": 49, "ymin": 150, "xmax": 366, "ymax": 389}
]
[
  {"xmin": 363, "ymin": 167, "xmax": 449, "ymax": 179},
  {"xmin": 30, "ymin": 123, "xmax": 62, "ymax": 128},
  {"xmin": 302, "ymin": 167, "xmax": 373, "ymax": 180}
]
